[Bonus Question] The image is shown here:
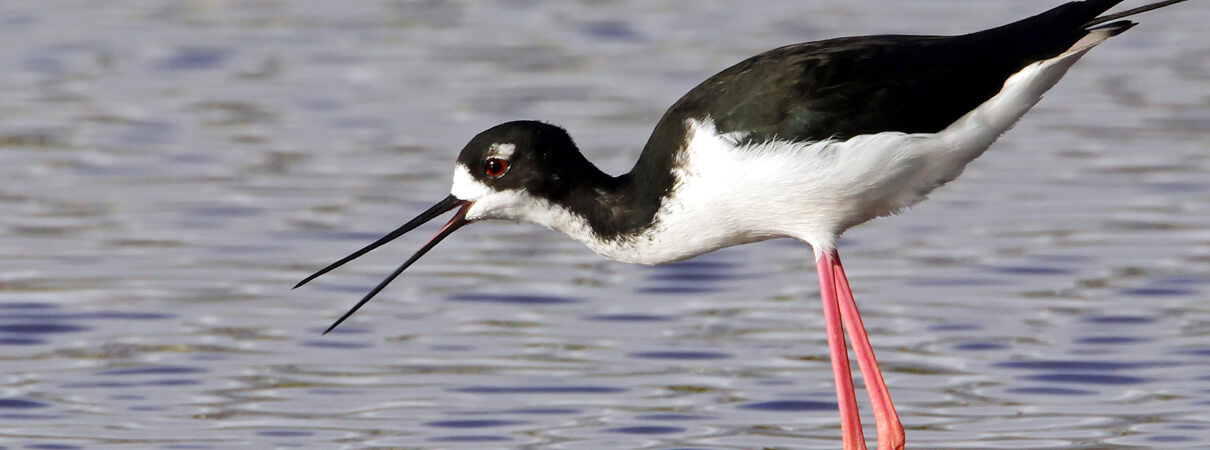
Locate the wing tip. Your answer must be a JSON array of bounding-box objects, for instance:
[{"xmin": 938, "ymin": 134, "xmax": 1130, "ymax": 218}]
[
  {"xmin": 1084, "ymin": 0, "xmax": 1187, "ymax": 28},
  {"xmin": 1088, "ymin": 19, "xmax": 1137, "ymax": 37},
  {"xmin": 1069, "ymin": 19, "xmax": 1136, "ymax": 53}
]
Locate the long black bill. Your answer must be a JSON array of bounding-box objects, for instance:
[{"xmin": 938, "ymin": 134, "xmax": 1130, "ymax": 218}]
[{"xmin": 293, "ymin": 194, "xmax": 471, "ymax": 334}]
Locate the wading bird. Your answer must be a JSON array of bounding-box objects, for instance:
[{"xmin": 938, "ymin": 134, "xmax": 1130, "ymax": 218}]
[{"xmin": 296, "ymin": 1, "xmax": 1188, "ymax": 448}]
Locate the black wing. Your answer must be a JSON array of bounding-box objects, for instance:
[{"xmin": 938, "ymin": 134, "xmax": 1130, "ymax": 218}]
[{"xmin": 658, "ymin": 0, "xmax": 1125, "ymax": 144}]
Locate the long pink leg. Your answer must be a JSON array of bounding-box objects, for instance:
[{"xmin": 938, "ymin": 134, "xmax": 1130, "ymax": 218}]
[
  {"xmin": 828, "ymin": 251, "xmax": 904, "ymax": 450},
  {"xmin": 815, "ymin": 248, "xmax": 867, "ymax": 450}
]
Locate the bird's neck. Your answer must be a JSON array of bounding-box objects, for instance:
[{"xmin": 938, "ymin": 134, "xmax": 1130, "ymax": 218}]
[
  {"xmin": 543, "ymin": 169, "xmax": 659, "ymax": 244},
  {"xmin": 552, "ymin": 123, "xmax": 683, "ymax": 243}
]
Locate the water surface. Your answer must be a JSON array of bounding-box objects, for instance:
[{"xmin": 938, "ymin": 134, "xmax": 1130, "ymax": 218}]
[{"xmin": 1, "ymin": 1, "xmax": 1209, "ymax": 448}]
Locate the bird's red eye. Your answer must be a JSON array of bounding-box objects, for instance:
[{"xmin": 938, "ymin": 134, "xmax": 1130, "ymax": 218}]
[{"xmin": 485, "ymin": 158, "xmax": 508, "ymax": 177}]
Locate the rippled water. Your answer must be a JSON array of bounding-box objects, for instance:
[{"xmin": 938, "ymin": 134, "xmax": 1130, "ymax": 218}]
[{"xmin": 1, "ymin": 1, "xmax": 1208, "ymax": 448}]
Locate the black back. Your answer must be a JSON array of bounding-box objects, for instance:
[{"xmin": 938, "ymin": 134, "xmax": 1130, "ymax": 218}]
[
  {"xmin": 616, "ymin": 0, "xmax": 1124, "ymax": 238},
  {"xmin": 650, "ymin": 0, "xmax": 1123, "ymax": 146}
]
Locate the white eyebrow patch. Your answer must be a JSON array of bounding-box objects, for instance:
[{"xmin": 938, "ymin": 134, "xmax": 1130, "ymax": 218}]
[{"xmin": 489, "ymin": 143, "xmax": 516, "ymax": 159}]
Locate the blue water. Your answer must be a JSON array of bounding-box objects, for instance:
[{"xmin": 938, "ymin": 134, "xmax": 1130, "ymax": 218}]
[{"xmin": 1, "ymin": 1, "xmax": 1209, "ymax": 448}]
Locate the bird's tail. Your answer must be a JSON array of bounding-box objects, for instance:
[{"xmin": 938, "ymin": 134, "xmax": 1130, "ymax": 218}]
[{"xmin": 1084, "ymin": 0, "xmax": 1188, "ymax": 28}]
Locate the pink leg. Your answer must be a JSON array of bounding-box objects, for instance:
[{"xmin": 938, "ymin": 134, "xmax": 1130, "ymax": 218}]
[
  {"xmin": 828, "ymin": 251, "xmax": 905, "ymax": 450},
  {"xmin": 815, "ymin": 248, "xmax": 867, "ymax": 450}
]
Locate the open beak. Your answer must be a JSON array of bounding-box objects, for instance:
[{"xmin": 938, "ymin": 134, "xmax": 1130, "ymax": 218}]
[{"xmin": 294, "ymin": 194, "xmax": 472, "ymax": 334}]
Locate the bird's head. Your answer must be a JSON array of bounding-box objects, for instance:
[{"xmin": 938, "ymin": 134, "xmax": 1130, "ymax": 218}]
[
  {"xmin": 451, "ymin": 120, "xmax": 587, "ymax": 222},
  {"xmin": 295, "ymin": 121, "xmax": 597, "ymax": 333}
]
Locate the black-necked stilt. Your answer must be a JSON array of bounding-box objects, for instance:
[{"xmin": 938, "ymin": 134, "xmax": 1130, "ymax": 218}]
[{"xmin": 296, "ymin": 1, "xmax": 1188, "ymax": 448}]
